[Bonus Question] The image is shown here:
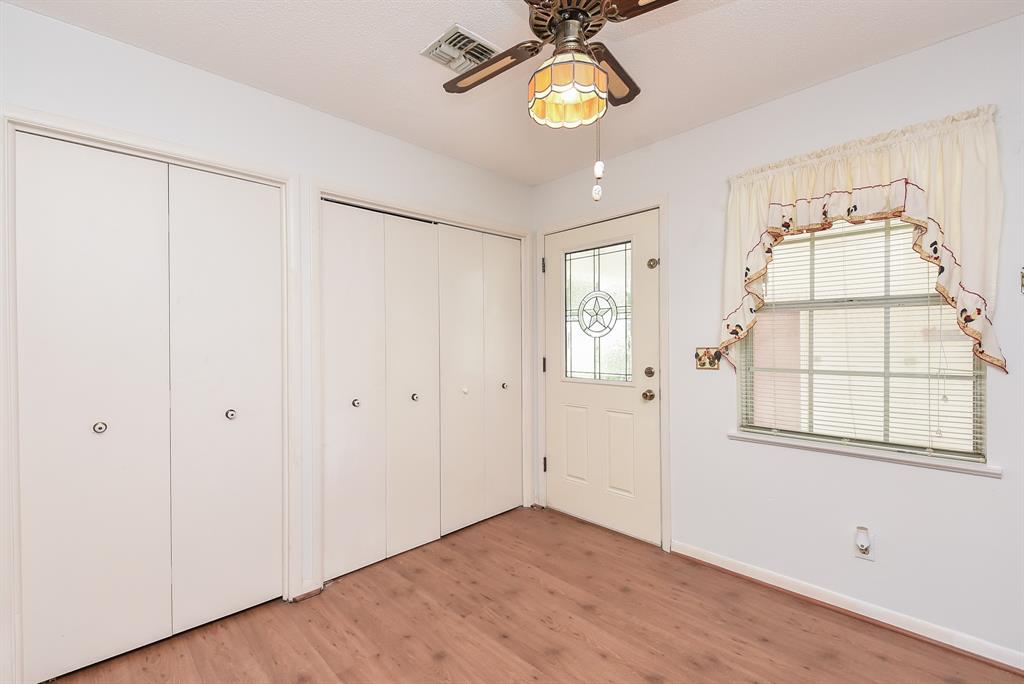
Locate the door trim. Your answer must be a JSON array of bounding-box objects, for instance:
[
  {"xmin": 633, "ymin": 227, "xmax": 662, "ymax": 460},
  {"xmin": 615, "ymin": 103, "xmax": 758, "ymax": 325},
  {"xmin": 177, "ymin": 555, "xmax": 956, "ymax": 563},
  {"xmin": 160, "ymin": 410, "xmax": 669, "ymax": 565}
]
[
  {"xmin": 536, "ymin": 204, "xmax": 672, "ymax": 552},
  {"xmin": 312, "ymin": 187, "xmax": 536, "ymax": 589},
  {"xmin": 0, "ymin": 107, "xmax": 295, "ymax": 684}
]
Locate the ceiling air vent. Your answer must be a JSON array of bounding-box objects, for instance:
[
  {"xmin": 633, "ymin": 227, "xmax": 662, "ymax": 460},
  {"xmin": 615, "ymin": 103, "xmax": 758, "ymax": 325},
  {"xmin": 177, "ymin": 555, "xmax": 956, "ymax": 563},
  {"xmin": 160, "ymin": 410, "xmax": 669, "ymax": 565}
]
[{"xmin": 421, "ymin": 24, "xmax": 497, "ymax": 74}]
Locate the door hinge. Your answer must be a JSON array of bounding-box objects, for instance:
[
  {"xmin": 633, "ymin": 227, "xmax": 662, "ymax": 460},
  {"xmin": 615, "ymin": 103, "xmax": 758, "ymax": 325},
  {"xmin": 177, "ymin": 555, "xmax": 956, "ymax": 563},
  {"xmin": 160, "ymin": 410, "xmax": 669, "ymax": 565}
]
[
  {"xmin": 542, "ymin": 356, "xmax": 546, "ymax": 372},
  {"xmin": 543, "ymin": 457, "xmax": 547, "ymax": 473},
  {"xmin": 541, "ymin": 257, "xmax": 546, "ymax": 273}
]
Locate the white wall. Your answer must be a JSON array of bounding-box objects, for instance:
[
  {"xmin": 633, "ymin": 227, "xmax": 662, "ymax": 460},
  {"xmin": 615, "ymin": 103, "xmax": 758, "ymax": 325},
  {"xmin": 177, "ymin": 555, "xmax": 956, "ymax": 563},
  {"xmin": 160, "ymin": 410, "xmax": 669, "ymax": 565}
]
[
  {"xmin": 0, "ymin": 4, "xmax": 534, "ymax": 678},
  {"xmin": 531, "ymin": 15, "xmax": 1024, "ymax": 665},
  {"xmin": 0, "ymin": 3, "xmax": 532, "ymax": 232}
]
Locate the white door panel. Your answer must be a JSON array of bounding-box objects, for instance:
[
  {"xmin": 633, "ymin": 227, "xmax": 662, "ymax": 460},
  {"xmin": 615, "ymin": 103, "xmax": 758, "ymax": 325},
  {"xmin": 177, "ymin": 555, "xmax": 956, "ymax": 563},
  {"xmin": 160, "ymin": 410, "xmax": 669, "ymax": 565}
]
[
  {"xmin": 483, "ymin": 234, "xmax": 523, "ymax": 515},
  {"xmin": 169, "ymin": 166, "xmax": 283, "ymax": 633},
  {"xmin": 15, "ymin": 133, "xmax": 173, "ymax": 682},
  {"xmin": 385, "ymin": 216, "xmax": 440, "ymax": 556},
  {"xmin": 439, "ymin": 227, "xmax": 486, "ymax": 534},
  {"xmin": 321, "ymin": 201, "xmax": 387, "ymax": 578},
  {"xmin": 544, "ymin": 210, "xmax": 661, "ymax": 544}
]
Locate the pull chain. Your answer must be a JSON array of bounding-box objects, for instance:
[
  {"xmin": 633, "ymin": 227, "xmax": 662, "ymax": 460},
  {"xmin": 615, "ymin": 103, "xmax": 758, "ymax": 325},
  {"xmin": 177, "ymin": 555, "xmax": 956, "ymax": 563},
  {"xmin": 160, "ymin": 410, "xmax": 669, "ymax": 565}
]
[{"xmin": 592, "ymin": 118, "xmax": 604, "ymax": 201}]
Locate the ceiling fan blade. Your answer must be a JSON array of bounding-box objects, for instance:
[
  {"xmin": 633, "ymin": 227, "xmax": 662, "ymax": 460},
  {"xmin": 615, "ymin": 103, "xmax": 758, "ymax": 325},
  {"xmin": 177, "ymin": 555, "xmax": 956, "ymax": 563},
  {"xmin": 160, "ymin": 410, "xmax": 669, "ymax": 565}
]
[
  {"xmin": 604, "ymin": 0, "xmax": 680, "ymax": 21},
  {"xmin": 443, "ymin": 41, "xmax": 544, "ymax": 94},
  {"xmin": 589, "ymin": 43, "xmax": 640, "ymax": 106}
]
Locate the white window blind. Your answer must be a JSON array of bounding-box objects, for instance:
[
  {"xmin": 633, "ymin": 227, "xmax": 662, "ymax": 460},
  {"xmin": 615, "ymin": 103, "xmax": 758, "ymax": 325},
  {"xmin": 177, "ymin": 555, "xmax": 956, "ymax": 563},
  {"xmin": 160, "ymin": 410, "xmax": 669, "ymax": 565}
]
[{"xmin": 738, "ymin": 219, "xmax": 985, "ymax": 462}]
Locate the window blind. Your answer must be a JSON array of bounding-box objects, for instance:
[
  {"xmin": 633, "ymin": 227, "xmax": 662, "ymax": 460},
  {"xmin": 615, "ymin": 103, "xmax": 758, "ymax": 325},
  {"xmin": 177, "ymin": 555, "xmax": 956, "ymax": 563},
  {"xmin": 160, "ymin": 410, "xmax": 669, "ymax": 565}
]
[{"xmin": 738, "ymin": 219, "xmax": 985, "ymax": 461}]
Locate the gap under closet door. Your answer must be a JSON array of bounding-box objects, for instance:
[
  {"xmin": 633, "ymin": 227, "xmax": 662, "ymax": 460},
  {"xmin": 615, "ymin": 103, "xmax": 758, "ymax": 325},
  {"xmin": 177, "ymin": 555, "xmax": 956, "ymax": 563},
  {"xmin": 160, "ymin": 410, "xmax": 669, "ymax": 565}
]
[
  {"xmin": 15, "ymin": 133, "xmax": 173, "ymax": 683},
  {"xmin": 321, "ymin": 201, "xmax": 387, "ymax": 578},
  {"xmin": 169, "ymin": 166, "xmax": 284, "ymax": 633},
  {"xmin": 440, "ymin": 226, "xmax": 486, "ymax": 535},
  {"xmin": 385, "ymin": 215, "xmax": 441, "ymax": 556}
]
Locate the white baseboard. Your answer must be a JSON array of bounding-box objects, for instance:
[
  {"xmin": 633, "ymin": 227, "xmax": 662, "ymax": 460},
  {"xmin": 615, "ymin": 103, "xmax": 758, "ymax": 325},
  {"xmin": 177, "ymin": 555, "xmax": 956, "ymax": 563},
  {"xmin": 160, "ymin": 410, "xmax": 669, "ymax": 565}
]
[{"xmin": 670, "ymin": 541, "xmax": 1024, "ymax": 671}]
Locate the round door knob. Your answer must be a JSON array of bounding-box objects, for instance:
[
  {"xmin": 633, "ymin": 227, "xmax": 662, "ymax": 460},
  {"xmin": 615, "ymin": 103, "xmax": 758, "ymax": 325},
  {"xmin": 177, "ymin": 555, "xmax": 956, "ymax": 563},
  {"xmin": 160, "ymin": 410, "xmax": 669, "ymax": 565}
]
[
  {"xmin": 411, "ymin": 393, "xmax": 419, "ymax": 402},
  {"xmin": 225, "ymin": 409, "xmax": 237, "ymax": 420},
  {"xmin": 352, "ymin": 399, "xmax": 361, "ymax": 408},
  {"xmin": 642, "ymin": 389, "xmax": 656, "ymax": 401},
  {"xmin": 501, "ymin": 382, "xmax": 508, "ymax": 389},
  {"xmin": 92, "ymin": 421, "xmax": 107, "ymax": 434}
]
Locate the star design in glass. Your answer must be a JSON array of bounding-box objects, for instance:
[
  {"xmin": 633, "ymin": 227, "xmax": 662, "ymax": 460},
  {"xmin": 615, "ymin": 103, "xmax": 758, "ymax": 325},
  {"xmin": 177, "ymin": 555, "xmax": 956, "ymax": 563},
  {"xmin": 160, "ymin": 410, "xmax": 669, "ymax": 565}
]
[{"xmin": 578, "ymin": 291, "xmax": 617, "ymax": 338}]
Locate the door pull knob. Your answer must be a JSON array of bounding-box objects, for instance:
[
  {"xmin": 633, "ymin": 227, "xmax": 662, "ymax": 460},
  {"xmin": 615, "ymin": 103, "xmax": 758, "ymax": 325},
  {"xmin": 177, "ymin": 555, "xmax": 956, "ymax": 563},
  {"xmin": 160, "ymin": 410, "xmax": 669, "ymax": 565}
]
[
  {"xmin": 92, "ymin": 421, "xmax": 108, "ymax": 434},
  {"xmin": 352, "ymin": 399, "xmax": 361, "ymax": 408},
  {"xmin": 641, "ymin": 390, "xmax": 656, "ymax": 401},
  {"xmin": 501, "ymin": 382, "xmax": 508, "ymax": 389},
  {"xmin": 411, "ymin": 393, "xmax": 419, "ymax": 402},
  {"xmin": 225, "ymin": 409, "xmax": 237, "ymax": 420}
]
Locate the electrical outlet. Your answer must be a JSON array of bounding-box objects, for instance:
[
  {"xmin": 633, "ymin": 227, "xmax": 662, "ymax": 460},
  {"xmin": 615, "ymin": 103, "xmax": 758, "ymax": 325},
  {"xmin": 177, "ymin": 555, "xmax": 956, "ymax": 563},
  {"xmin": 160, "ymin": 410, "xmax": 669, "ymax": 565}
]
[{"xmin": 854, "ymin": 526, "xmax": 875, "ymax": 561}]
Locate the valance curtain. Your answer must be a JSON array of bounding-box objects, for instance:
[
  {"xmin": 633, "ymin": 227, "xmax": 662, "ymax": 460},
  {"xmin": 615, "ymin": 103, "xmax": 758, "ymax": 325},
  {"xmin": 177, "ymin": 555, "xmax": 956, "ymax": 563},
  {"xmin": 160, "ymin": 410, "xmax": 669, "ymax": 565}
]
[{"xmin": 719, "ymin": 105, "xmax": 1006, "ymax": 371}]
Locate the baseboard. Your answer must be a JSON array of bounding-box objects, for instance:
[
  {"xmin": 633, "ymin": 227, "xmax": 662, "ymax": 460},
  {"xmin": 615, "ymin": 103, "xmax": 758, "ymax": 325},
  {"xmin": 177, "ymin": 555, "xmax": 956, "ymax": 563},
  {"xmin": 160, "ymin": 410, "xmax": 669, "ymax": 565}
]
[
  {"xmin": 288, "ymin": 586, "xmax": 324, "ymax": 603},
  {"xmin": 670, "ymin": 541, "xmax": 1024, "ymax": 673}
]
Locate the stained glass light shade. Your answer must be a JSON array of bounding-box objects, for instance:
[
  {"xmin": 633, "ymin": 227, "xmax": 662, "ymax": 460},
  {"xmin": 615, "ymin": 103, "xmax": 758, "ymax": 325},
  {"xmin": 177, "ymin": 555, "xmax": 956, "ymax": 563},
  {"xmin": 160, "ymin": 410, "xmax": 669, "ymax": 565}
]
[{"xmin": 527, "ymin": 51, "xmax": 608, "ymax": 129}]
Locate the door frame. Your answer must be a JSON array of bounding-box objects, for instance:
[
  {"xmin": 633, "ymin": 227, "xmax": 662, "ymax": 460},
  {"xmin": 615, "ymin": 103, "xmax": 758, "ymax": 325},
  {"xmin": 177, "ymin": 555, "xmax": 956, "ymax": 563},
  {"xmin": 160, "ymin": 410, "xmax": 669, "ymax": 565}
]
[
  {"xmin": 0, "ymin": 107, "xmax": 296, "ymax": 684},
  {"xmin": 536, "ymin": 205, "xmax": 672, "ymax": 552},
  {"xmin": 311, "ymin": 185, "xmax": 536, "ymax": 589}
]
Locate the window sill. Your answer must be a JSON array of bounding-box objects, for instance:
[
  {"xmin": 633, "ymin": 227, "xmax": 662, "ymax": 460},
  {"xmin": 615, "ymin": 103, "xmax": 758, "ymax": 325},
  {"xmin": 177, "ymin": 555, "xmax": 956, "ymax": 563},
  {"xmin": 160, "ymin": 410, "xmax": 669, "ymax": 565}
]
[{"xmin": 727, "ymin": 430, "xmax": 1003, "ymax": 479}]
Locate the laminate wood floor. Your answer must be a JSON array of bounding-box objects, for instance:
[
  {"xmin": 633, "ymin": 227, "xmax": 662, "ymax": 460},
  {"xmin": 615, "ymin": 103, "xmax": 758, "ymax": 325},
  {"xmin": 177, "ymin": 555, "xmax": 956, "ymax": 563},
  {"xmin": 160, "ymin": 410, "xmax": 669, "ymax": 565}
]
[{"xmin": 60, "ymin": 507, "xmax": 1021, "ymax": 683}]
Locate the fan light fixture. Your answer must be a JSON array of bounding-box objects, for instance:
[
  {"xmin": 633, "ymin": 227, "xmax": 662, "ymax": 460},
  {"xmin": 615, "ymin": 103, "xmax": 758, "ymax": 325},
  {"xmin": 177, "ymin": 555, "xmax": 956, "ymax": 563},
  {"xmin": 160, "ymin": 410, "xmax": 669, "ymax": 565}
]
[{"xmin": 527, "ymin": 51, "xmax": 608, "ymax": 129}]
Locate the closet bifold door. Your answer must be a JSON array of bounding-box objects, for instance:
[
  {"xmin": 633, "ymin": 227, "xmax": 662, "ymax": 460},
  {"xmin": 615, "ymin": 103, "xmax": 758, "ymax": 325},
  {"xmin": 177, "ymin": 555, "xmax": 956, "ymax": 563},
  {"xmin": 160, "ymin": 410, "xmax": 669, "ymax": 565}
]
[
  {"xmin": 385, "ymin": 215, "xmax": 441, "ymax": 556},
  {"xmin": 483, "ymin": 235, "xmax": 523, "ymax": 516},
  {"xmin": 321, "ymin": 201, "xmax": 387, "ymax": 578},
  {"xmin": 15, "ymin": 133, "xmax": 172, "ymax": 683},
  {"xmin": 440, "ymin": 226, "xmax": 486, "ymax": 534},
  {"xmin": 168, "ymin": 166, "xmax": 284, "ymax": 633}
]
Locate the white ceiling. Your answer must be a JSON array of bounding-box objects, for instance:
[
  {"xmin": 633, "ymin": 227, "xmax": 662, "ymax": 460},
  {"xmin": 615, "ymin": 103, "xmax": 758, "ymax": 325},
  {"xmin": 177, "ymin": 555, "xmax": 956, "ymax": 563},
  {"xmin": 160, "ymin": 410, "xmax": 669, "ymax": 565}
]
[{"xmin": 11, "ymin": 0, "xmax": 1024, "ymax": 185}]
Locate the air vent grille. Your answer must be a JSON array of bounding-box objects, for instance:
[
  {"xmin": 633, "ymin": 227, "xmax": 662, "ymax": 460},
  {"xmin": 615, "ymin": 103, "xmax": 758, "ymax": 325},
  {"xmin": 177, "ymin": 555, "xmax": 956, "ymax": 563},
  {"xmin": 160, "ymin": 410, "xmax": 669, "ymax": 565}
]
[{"xmin": 421, "ymin": 24, "xmax": 497, "ymax": 74}]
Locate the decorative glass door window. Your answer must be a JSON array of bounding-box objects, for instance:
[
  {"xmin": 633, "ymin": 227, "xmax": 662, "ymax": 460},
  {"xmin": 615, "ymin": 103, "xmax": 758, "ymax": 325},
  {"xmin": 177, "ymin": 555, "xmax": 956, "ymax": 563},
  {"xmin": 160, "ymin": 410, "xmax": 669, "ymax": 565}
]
[{"xmin": 565, "ymin": 241, "xmax": 632, "ymax": 381}]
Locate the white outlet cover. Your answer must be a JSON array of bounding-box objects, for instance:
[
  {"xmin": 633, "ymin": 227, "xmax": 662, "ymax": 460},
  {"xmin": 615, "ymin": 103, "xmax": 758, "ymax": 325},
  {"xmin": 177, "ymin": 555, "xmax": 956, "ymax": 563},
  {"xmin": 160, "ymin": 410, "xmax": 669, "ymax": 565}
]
[{"xmin": 854, "ymin": 526, "xmax": 876, "ymax": 562}]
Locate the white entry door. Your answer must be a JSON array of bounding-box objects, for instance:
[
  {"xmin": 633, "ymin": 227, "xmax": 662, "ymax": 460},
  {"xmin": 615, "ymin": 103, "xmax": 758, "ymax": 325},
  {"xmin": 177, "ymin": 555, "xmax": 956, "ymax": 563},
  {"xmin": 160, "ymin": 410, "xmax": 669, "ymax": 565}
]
[{"xmin": 544, "ymin": 210, "xmax": 661, "ymax": 544}]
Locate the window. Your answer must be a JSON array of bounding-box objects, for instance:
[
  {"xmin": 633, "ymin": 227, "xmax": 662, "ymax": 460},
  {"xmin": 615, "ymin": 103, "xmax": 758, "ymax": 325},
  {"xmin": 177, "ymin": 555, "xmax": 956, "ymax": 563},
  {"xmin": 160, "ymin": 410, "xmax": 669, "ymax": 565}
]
[
  {"xmin": 738, "ymin": 219, "xmax": 985, "ymax": 462},
  {"xmin": 565, "ymin": 241, "xmax": 632, "ymax": 381}
]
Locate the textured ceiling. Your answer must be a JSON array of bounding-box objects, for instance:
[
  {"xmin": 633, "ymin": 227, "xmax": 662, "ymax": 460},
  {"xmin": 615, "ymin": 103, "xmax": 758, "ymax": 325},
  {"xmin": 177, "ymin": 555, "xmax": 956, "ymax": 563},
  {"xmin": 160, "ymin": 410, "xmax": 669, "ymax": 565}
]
[{"xmin": 11, "ymin": 0, "xmax": 1024, "ymax": 185}]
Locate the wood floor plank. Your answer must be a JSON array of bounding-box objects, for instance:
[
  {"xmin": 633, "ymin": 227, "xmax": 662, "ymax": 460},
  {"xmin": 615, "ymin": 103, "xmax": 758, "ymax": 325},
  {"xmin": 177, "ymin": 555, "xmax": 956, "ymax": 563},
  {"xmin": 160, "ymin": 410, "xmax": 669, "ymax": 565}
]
[{"xmin": 58, "ymin": 508, "xmax": 1023, "ymax": 683}]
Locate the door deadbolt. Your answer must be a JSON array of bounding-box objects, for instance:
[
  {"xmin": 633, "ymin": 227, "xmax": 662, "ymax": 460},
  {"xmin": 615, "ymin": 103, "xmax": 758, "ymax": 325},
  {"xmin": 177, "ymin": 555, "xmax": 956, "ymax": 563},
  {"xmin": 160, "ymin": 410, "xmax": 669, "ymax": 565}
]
[
  {"xmin": 642, "ymin": 389, "xmax": 656, "ymax": 401},
  {"xmin": 644, "ymin": 366, "xmax": 655, "ymax": 378},
  {"xmin": 225, "ymin": 409, "xmax": 237, "ymax": 420},
  {"xmin": 351, "ymin": 399, "xmax": 361, "ymax": 408},
  {"xmin": 647, "ymin": 258, "xmax": 660, "ymax": 269},
  {"xmin": 501, "ymin": 382, "xmax": 508, "ymax": 389},
  {"xmin": 411, "ymin": 393, "xmax": 419, "ymax": 402},
  {"xmin": 92, "ymin": 421, "xmax": 107, "ymax": 434}
]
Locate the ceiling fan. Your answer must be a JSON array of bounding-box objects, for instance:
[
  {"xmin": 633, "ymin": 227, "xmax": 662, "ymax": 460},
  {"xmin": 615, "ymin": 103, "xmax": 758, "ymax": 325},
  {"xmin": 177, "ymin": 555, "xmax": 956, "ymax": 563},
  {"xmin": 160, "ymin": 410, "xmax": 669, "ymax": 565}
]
[{"xmin": 442, "ymin": 0, "xmax": 680, "ymax": 130}]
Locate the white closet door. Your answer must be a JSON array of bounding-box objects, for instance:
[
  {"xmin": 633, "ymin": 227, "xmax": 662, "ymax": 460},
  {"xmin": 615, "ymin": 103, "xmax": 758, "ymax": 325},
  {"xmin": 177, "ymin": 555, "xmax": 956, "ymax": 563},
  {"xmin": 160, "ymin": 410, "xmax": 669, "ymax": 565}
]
[
  {"xmin": 439, "ymin": 227, "xmax": 486, "ymax": 534},
  {"xmin": 483, "ymin": 234, "xmax": 523, "ymax": 515},
  {"xmin": 321, "ymin": 201, "xmax": 387, "ymax": 578},
  {"xmin": 385, "ymin": 215, "xmax": 440, "ymax": 556},
  {"xmin": 169, "ymin": 166, "xmax": 283, "ymax": 633},
  {"xmin": 15, "ymin": 133, "xmax": 172, "ymax": 683}
]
